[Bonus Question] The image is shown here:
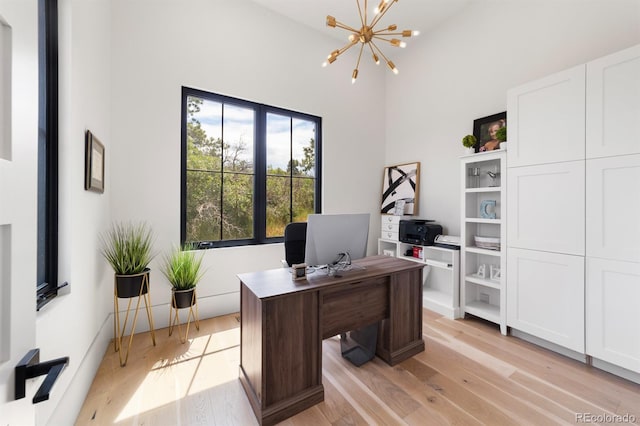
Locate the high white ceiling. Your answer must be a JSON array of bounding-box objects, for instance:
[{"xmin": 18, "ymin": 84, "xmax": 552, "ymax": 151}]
[{"xmin": 250, "ymin": 0, "xmax": 474, "ymax": 41}]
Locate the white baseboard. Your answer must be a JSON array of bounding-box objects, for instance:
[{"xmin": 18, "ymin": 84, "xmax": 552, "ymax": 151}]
[
  {"xmin": 591, "ymin": 357, "xmax": 640, "ymax": 384},
  {"xmin": 115, "ymin": 291, "xmax": 240, "ymax": 334},
  {"xmin": 510, "ymin": 328, "xmax": 640, "ymax": 385},
  {"xmin": 46, "ymin": 315, "xmax": 112, "ymax": 425},
  {"xmin": 510, "ymin": 328, "xmax": 587, "ymax": 363}
]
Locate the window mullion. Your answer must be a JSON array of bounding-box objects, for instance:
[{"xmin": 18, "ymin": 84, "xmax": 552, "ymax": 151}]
[{"xmin": 254, "ymin": 106, "xmax": 266, "ymax": 243}]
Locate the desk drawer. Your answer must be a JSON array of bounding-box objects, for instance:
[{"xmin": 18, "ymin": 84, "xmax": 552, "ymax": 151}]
[{"xmin": 320, "ymin": 277, "xmax": 389, "ymax": 339}]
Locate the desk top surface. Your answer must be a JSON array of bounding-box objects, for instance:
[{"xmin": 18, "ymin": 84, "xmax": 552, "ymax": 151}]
[{"xmin": 238, "ymin": 255, "xmax": 423, "ymax": 300}]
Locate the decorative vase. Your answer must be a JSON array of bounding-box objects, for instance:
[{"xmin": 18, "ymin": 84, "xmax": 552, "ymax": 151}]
[
  {"xmin": 465, "ymin": 147, "xmax": 475, "ymax": 155},
  {"xmin": 115, "ymin": 268, "xmax": 150, "ymax": 298},
  {"xmin": 172, "ymin": 288, "xmax": 196, "ymax": 309},
  {"xmin": 500, "ymin": 141, "xmax": 508, "ymax": 151}
]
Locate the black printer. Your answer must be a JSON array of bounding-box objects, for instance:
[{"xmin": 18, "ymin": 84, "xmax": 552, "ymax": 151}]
[{"xmin": 399, "ymin": 219, "xmax": 443, "ymax": 246}]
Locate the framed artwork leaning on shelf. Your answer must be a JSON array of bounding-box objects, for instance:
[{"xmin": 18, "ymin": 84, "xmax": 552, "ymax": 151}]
[
  {"xmin": 381, "ymin": 162, "xmax": 420, "ymax": 215},
  {"xmin": 473, "ymin": 112, "xmax": 506, "ymax": 153}
]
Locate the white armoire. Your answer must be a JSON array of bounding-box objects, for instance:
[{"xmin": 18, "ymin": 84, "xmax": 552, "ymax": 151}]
[{"xmin": 506, "ymin": 44, "xmax": 640, "ymax": 379}]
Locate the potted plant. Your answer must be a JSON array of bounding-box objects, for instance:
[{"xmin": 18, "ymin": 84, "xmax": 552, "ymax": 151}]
[
  {"xmin": 162, "ymin": 243, "xmax": 204, "ymax": 309},
  {"xmin": 495, "ymin": 126, "xmax": 507, "ymax": 150},
  {"xmin": 462, "ymin": 134, "xmax": 477, "ymax": 154},
  {"xmin": 100, "ymin": 221, "xmax": 155, "ymax": 298}
]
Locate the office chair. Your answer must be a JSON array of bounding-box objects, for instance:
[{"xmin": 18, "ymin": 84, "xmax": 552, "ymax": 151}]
[{"xmin": 283, "ymin": 222, "xmax": 307, "ymax": 267}]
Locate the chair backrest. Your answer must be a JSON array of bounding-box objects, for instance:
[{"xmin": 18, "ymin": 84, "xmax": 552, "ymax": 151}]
[{"xmin": 284, "ymin": 222, "xmax": 307, "ymax": 267}]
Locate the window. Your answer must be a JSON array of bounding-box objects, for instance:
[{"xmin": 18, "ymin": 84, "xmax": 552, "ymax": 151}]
[
  {"xmin": 36, "ymin": 0, "xmax": 62, "ymax": 310},
  {"xmin": 181, "ymin": 87, "xmax": 322, "ymax": 248}
]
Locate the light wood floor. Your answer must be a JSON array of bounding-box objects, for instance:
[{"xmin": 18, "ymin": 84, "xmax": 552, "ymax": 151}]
[{"xmin": 76, "ymin": 310, "xmax": 640, "ymax": 425}]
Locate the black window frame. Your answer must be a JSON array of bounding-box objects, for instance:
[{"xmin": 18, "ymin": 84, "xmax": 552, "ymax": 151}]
[
  {"xmin": 180, "ymin": 86, "xmax": 322, "ymax": 248},
  {"xmin": 36, "ymin": 0, "xmax": 63, "ymax": 310}
]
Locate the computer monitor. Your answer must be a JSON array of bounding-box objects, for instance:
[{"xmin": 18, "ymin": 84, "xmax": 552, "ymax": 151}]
[{"xmin": 304, "ymin": 213, "xmax": 370, "ymax": 268}]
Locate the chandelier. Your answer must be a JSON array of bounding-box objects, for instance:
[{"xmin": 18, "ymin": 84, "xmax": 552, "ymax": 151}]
[{"xmin": 322, "ymin": 0, "xmax": 419, "ymax": 84}]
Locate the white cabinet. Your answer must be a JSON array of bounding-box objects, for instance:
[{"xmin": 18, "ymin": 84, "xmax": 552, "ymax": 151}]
[
  {"xmin": 586, "ymin": 44, "xmax": 640, "ymax": 159},
  {"xmin": 586, "ymin": 258, "xmax": 640, "ymax": 373},
  {"xmin": 460, "ymin": 150, "xmax": 507, "ymax": 334},
  {"xmin": 507, "ymin": 161, "xmax": 585, "ymax": 256},
  {"xmin": 507, "ymin": 44, "xmax": 640, "ymax": 379},
  {"xmin": 586, "ymin": 154, "xmax": 640, "ymax": 263},
  {"xmin": 507, "ymin": 248, "xmax": 585, "ymax": 353},
  {"xmin": 378, "ymin": 239, "xmax": 460, "ymax": 319},
  {"xmin": 507, "ymin": 65, "xmax": 585, "ymax": 167}
]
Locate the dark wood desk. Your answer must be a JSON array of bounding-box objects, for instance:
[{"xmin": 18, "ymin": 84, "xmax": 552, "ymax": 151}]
[{"xmin": 238, "ymin": 255, "xmax": 424, "ymax": 425}]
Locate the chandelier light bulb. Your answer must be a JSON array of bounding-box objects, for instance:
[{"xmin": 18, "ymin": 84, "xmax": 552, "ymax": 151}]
[
  {"xmin": 372, "ymin": 53, "xmax": 380, "ymax": 64},
  {"xmin": 387, "ymin": 60, "xmax": 398, "ymax": 74},
  {"xmin": 413, "ymin": 30, "xmax": 420, "ymax": 36},
  {"xmin": 351, "ymin": 69, "xmax": 358, "ymax": 84}
]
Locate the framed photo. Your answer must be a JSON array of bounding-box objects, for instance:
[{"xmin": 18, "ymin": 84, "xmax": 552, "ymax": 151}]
[
  {"xmin": 473, "ymin": 112, "xmax": 506, "ymax": 153},
  {"xmin": 85, "ymin": 130, "xmax": 104, "ymax": 193},
  {"xmin": 381, "ymin": 162, "xmax": 420, "ymax": 215}
]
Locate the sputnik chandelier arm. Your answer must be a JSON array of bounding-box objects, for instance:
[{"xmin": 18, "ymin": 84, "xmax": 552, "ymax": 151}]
[{"xmin": 323, "ymin": 0, "xmax": 419, "ymax": 83}]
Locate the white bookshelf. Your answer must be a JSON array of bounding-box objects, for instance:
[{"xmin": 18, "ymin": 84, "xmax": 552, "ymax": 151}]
[
  {"xmin": 460, "ymin": 150, "xmax": 507, "ymax": 334},
  {"xmin": 378, "ymin": 238, "xmax": 460, "ymax": 319}
]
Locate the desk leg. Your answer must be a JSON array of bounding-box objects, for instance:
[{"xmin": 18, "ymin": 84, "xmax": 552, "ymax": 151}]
[
  {"xmin": 377, "ymin": 268, "xmax": 425, "ymax": 365},
  {"xmin": 239, "ymin": 284, "xmax": 324, "ymax": 426}
]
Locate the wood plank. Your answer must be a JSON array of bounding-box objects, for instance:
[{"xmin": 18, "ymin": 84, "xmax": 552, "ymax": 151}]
[{"xmin": 76, "ymin": 311, "xmax": 640, "ymax": 426}]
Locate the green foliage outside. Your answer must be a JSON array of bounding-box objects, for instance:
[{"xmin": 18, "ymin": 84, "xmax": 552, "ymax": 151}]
[{"xmin": 185, "ymin": 97, "xmax": 316, "ymax": 243}]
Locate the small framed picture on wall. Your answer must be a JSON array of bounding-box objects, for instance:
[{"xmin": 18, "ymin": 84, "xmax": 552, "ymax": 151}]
[{"xmin": 85, "ymin": 130, "xmax": 105, "ymax": 193}]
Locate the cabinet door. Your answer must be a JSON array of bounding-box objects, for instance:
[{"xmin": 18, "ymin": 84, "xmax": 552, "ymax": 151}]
[
  {"xmin": 507, "ymin": 65, "xmax": 585, "ymax": 167},
  {"xmin": 507, "ymin": 248, "xmax": 585, "ymax": 352},
  {"xmin": 586, "ymin": 258, "xmax": 640, "ymax": 373},
  {"xmin": 507, "ymin": 161, "xmax": 584, "ymax": 255},
  {"xmin": 586, "ymin": 44, "xmax": 640, "ymax": 159},
  {"xmin": 586, "ymin": 155, "xmax": 640, "ymax": 263}
]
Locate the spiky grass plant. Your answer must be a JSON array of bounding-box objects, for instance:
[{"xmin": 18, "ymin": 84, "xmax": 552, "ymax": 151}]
[
  {"xmin": 100, "ymin": 222, "xmax": 155, "ymax": 275},
  {"xmin": 162, "ymin": 243, "xmax": 204, "ymax": 290}
]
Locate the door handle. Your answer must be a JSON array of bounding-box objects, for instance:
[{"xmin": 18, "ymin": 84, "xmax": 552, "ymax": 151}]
[{"xmin": 15, "ymin": 348, "xmax": 69, "ymax": 403}]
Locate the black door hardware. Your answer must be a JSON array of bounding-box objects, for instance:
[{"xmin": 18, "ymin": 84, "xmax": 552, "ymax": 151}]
[{"xmin": 15, "ymin": 348, "xmax": 69, "ymax": 403}]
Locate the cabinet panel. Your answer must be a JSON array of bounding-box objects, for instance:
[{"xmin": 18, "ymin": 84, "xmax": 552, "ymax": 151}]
[
  {"xmin": 507, "ymin": 161, "xmax": 584, "ymax": 255},
  {"xmin": 507, "ymin": 65, "xmax": 585, "ymax": 167},
  {"xmin": 586, "ymin": 155, "xmax": 640, "ymax": 263},
  {"xmin": 586, "ymin": 258, "xmax": 640, "ymax": 373},
  {"xmin": 586, "ymin": 44, "xmax": 640, "ymax": 158},
  {"xmin": 507, "ymin": 248, "xmax": 584, "ymax": 352}
]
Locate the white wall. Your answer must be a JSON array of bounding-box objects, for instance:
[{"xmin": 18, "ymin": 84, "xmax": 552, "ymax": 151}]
[
  {"xmin": 385, "ymin": 0, "xmax": 640, "ymax": 236},
  {"xmin": 36, "ymin": 0, "xmax": 113, "ymax": 424},
  {"xmin": 109, "ymin": 0, "xmax": 387, "ymax": 324}
]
